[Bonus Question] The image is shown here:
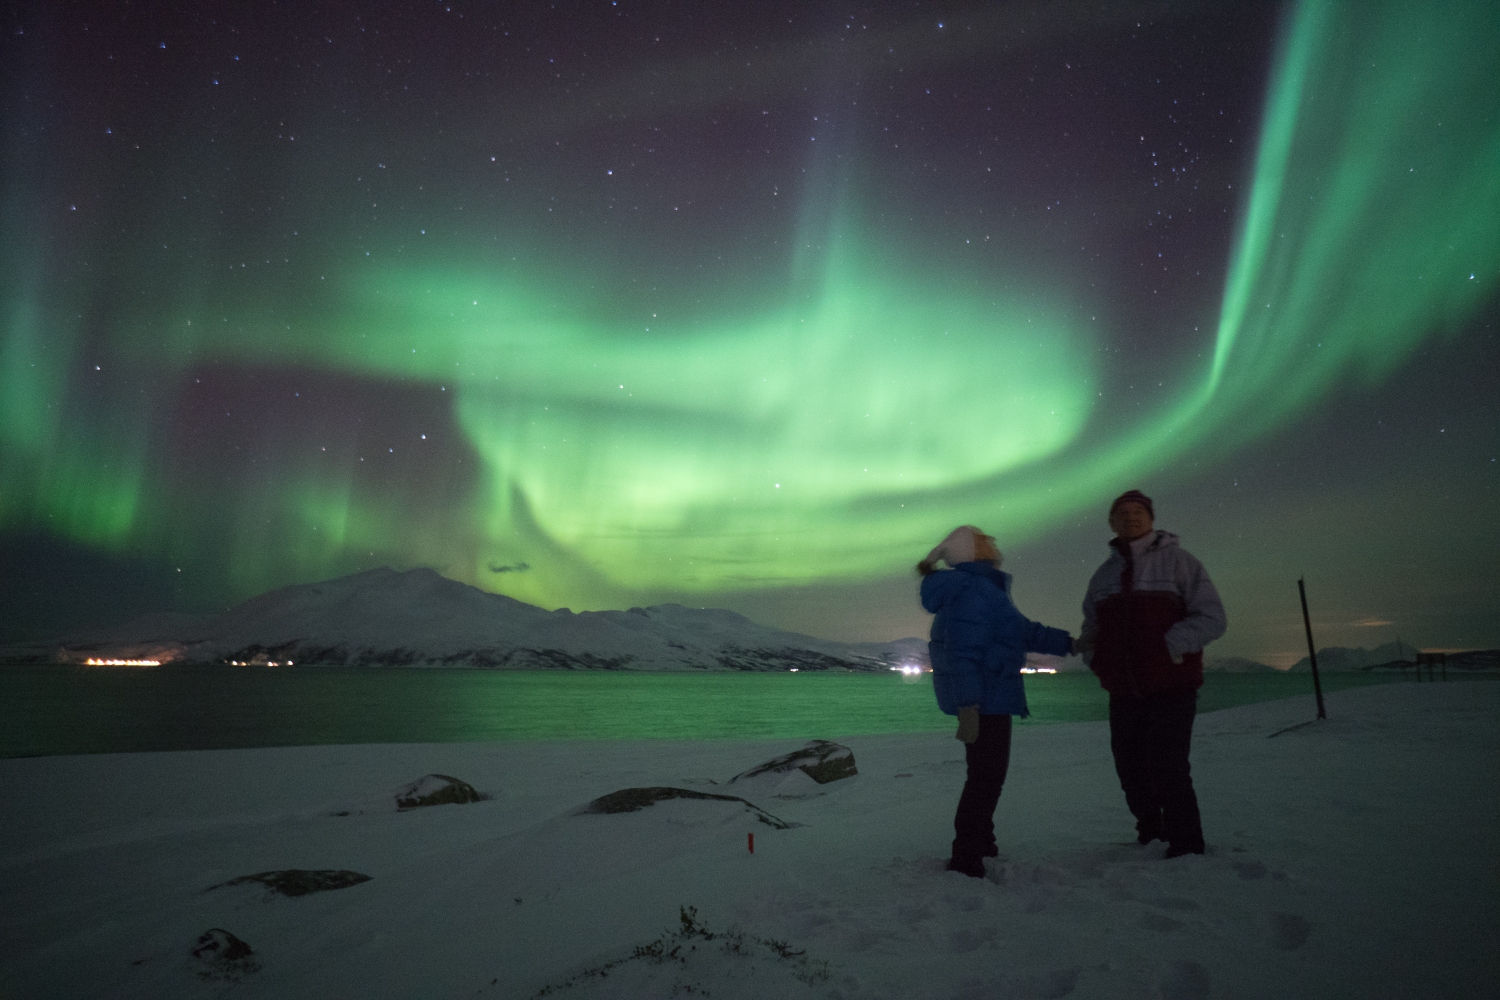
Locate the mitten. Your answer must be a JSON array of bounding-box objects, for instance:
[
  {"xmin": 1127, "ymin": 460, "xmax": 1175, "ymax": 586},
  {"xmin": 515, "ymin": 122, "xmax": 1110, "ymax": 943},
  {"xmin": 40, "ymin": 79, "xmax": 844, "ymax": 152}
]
[{"xmin": 956, "ymin": 705, "xmax": 980, "ymax": 744}]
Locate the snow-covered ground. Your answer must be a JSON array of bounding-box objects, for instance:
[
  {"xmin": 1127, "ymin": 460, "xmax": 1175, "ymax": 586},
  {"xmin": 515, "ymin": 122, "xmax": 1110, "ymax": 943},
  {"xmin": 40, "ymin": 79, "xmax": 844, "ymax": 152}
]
[{"xmin": 3, "ymin": 681, "xmax": 1496, "ymax": 999}]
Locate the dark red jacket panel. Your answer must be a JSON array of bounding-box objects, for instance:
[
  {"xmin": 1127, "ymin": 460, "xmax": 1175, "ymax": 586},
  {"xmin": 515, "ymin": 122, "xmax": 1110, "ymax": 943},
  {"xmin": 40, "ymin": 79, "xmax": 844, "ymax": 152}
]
[{"xmin": 1091, "ymin": 590, "xmax": 1205, "ymax": 695}]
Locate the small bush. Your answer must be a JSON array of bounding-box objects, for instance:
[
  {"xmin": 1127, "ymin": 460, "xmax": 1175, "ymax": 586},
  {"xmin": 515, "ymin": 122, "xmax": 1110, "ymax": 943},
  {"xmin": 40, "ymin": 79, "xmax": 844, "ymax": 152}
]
[{"xmin": 530, "ymin": 904, "xmax": 828, "ymax": 997}]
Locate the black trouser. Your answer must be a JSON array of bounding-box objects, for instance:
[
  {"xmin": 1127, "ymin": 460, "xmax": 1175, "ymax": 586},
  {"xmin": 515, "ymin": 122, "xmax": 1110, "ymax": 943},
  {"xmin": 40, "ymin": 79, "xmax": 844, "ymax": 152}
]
[
  {"xmin": 1108, "ymin": 688, "xmax": 1203, "ymax": 851},
  {"xmin": 951, "ymin": 713, "xmax": 1013, "ymax": 862}
]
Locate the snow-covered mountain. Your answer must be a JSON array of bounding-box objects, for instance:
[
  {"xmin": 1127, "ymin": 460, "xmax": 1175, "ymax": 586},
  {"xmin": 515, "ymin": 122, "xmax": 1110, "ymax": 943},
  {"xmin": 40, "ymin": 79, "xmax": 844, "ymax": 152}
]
[
  {"xmin": 1287, "ymin": 642, "xmax": 1415, "ymax": 672},
  {"xmin": 5, "ymin": 567, "xmax": 926, "ymax": 672},
  {"xmin": 1287, "ymin": 642, "xmax": 1498, "ymax": 672},
  {"xmin": 1204, "ymin": 656, "xmax": 1278, "ymax": 673}
]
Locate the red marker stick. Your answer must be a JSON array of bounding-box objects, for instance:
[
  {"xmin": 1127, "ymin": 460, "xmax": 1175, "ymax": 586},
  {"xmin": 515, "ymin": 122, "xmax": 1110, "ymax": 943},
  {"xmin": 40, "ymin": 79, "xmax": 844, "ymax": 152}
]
[{"xmin": 748, "ymin": 832, "xmax": 755, "ymax": 854}]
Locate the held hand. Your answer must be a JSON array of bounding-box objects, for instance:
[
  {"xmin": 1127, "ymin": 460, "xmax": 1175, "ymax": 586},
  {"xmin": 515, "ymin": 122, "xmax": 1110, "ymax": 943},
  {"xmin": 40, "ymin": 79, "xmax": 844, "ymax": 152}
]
[{"xmin": 955, "ymin": 705, "xmax": 980, "ymax": 744}]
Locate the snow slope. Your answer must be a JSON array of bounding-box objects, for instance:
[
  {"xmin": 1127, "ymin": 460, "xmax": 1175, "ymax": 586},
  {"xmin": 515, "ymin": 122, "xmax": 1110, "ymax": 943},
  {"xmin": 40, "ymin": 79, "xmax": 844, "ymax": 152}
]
[
  {"xmin": 2, "ymin": 681, "xmax": 1496, "ymax": 998},
  {"xmin": 1287, "ymin": 642, "xmax": 1415, "ymax": 672},
  {"xmin": 4, "ymin": 567, "xmax": 924, "ymax": 671}
]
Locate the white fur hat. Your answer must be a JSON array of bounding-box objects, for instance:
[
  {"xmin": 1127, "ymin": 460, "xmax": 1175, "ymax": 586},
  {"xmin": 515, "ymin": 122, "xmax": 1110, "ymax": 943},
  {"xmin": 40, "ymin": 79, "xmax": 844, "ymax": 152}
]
[{"xmin": 924, "ymin": 525, "xmax": 995, "ymax": 567}]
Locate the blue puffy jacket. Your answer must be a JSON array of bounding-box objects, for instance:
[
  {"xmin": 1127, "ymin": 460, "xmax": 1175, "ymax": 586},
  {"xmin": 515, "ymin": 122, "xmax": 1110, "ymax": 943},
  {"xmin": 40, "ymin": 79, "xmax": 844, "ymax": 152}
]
[{"xmin": 921, "ymin": 562, "xmax": 1073, "ymax": 717}]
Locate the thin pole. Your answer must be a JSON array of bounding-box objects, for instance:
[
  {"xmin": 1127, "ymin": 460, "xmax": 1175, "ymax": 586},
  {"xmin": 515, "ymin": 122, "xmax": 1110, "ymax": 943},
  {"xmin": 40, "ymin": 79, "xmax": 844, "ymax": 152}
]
[{"xmin": 1297, "ymin": 578, "xmax": 1328, "ymax": 720}]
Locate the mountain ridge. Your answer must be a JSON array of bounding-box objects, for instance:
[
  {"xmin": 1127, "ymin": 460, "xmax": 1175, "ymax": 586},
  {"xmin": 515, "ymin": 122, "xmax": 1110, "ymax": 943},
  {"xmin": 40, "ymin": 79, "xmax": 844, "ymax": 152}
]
[
  {"xmin": 10, "ymin": 569, "xmax": 1491, "ymax": 673},
  {"xmin": 1286, "ymin": 641, "xmax": 1498, "ymax": 673},
  {"xmin": 2, "ymin": 567, "xmax": 927, "ymax": 672}
]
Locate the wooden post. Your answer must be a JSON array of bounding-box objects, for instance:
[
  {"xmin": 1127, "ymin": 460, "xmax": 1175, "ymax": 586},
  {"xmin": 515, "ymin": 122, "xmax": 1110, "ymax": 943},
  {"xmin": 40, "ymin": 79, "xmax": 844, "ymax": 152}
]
[
  {"xmin": 1415, "ymin": 652, "xmax": 1448, "ymax": 683},
  {"xmin": 1297, "ymin": 578, "xmax": 1328, "ymax": 720}
]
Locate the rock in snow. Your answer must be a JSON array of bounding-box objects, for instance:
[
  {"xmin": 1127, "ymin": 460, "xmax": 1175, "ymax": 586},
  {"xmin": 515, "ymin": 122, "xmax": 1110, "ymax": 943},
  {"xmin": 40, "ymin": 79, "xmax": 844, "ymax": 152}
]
[
  {"xmin": 8, "ymin": 567, "xmax": 925, "ymax": 671},
  {"xmin": 394, "ymin": 774, "xmax": 483, "ymax": 810},
  {"xmin": 219, "ymin": 870, "xmax": 372, "ymax": 898},
  {"xmin": 190, "ymin": 928, "xmax": 258, "ymax": 980},
  {"xmin": 729, "ymin": 740, "xmax": 858, "ymax": 786},
  {"xmin": 581, "ymin": 786, "xmax": 794, "ymax": 829}
]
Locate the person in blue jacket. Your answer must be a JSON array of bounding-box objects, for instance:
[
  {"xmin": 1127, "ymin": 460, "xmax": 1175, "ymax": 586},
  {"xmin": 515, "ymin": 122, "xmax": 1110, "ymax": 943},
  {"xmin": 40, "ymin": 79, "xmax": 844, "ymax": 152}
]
[{"xmin": 919, "ymin": 525, "xmax": 1074, "ymax": 877}]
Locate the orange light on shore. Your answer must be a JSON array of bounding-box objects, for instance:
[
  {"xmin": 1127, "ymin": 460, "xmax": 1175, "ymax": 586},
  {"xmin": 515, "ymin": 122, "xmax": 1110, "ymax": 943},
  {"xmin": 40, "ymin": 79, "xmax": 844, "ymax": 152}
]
[
  {"xmin": 1019, "ymin": 667, "xmax": 1057, "ymax": 675},
  {"xmin": 84, "ymin": 658, "xmax": 161, "ymax": 667}
]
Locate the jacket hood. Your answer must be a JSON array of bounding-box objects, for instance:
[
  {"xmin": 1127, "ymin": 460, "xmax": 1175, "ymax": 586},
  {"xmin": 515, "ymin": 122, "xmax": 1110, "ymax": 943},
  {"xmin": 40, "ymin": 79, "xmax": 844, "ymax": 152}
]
[
  {"xmin": 920, "ymin": 562, "xmax": 1010, "ymax": 613},
  {"xmin": 955, "ymin": 561, "xmax": 1011, "ymax": 591}
]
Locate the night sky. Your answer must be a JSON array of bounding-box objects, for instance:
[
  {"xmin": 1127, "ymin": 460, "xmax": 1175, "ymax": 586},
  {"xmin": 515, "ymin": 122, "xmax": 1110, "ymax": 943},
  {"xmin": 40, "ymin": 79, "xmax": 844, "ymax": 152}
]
[{"xmin": 3, "ymin": 1, "xmax": 1497, "ymax": 665}]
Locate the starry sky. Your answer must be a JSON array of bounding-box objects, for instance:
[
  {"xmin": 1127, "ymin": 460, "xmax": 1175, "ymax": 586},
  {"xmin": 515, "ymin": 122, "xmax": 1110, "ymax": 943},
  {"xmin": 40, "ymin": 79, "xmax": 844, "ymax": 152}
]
[{"xmin": 2, "ymin": 1, "xmax": 1497, "ymax": 665}]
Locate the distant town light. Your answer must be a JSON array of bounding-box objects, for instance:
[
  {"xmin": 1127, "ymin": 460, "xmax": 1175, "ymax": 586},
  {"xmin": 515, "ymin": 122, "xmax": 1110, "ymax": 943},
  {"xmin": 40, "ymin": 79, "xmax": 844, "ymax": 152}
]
[
  {"xmin": 1019, "ymin": 667, "xmax": 1057, "ymax": 675},
  {"xmin": 890, "ymin": 663, "xmax": 925, "ymax": 676},
  {"xmin": 85, "ymin": 658, "xmax": 160, "ymax": 667}
]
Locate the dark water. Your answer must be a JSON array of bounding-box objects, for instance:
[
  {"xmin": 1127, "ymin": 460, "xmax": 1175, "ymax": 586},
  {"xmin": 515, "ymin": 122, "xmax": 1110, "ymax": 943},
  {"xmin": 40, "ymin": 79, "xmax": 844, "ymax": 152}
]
[{"xmin": 0, "ymin": 663, "xmax": 1444, "ymax": 758}]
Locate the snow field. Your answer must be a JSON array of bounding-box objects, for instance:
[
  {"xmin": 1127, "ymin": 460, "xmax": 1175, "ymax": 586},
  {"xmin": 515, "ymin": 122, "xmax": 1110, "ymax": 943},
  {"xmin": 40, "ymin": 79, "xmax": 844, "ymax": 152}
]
[{"xmin": 1, "ymin": 680, "xmax": 1496, "ymax": 999}]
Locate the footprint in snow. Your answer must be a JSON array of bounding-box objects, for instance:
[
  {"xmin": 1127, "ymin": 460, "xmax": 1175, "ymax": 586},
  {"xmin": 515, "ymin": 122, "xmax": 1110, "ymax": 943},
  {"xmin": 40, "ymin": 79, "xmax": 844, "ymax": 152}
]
[
  {"xmin": 895, "ymin": 902, "xmax": 934, "ymax": 924},
  {"xmin": 1232, "ymin": 859, "xmax": 1268, "ymax": 880},
  {"xmin": 1140, "ymin": 912, "xmax": 1184, "ymax": 932},
  {"xmin": 1018, "ymin": 966, "xmax": 1080, "ymax": 999},
  {"xmin": 1271, "ymin": 912, "xmax": 1312, "ymax": 950},
  {"xmin": 959, "ymin": 967, "xmax": 1079, "ymax": 999},
  {"xmin": 1151, "ymin": 896, "xmax": 1200, "ymax": 912},
  {"xmin": 946, "ymin": 925, "xmax": 998, "ymax": 954},
  {"xmin": 1159, "ymin": 960, "xmax": 1212, "ymax": 1000}
]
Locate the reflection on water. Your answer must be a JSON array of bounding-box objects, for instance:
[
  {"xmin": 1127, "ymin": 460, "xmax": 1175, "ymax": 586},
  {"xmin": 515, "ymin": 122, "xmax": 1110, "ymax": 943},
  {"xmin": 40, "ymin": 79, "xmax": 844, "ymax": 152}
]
[{"xmin": 0, "ymin": 664, "xmax": 1414, "ymax": 758}]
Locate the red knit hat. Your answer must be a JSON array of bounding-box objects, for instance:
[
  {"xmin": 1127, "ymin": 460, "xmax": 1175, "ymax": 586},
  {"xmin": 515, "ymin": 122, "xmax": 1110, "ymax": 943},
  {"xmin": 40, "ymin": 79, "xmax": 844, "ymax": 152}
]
[{"xmin": 1110, "ymin": 490, "xmax": 1154, "ymax": 518}]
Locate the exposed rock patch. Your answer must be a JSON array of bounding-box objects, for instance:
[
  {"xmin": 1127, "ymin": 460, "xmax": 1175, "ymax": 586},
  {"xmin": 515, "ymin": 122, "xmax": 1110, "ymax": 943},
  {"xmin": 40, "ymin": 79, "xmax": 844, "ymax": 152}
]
[
  {"xmin": 218, "ymin": 869, "xmax": 371, "ymax": 897},
  {"xmin": 581, "ymin": 786, "xmax": 793, "ymax": 829},
  {"xmin": 191, "ymin": 928, "xmax": 259, "ymax": 980},
  {"xmin": 395, "ymin": 774, "xmax": 483, "ymax": 809},
  {"xmin": 729, "ymin": 740, "xmax": 858, "ymax": 786}
]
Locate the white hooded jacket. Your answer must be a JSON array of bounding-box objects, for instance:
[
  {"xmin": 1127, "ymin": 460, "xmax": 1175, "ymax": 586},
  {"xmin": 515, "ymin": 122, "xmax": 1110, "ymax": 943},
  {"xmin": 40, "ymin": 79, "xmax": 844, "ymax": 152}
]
[{"xmin": 1079, "ymin": 530, "xmax": 1227, "ymax": 662}]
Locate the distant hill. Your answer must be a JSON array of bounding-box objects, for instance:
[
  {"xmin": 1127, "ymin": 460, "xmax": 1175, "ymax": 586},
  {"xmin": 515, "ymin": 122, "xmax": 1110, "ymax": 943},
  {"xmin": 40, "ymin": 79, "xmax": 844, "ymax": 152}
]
[
  {"xmin": 1287, "ymin": 642, "xmax": 1413, "ymax": 672},
  {"xmin": 0, "ymin": 567, "xmax": 926, "ymax": 672},
  {"xmin": 1205, "ymin": 656, "xmax": 1278, "ymax": 673},
  {"xmin": 1446, "ymin": 649, "xmax": 1500, "ymax": 671},
  {"xmin": 1287, "ymin": 643, "xmax": 1500, "ymax": 672}
]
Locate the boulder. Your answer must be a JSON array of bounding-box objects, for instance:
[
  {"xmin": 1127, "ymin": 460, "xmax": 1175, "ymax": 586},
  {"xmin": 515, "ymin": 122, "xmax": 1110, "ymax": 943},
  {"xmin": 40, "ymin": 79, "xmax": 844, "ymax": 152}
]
[
  {"xmin": 220, "ymin": 869, "xmax": 371, "ymax": 897},
  {"xmin": 191, "ymin": 928, "xmax": 259, "ymax": 980},
  {"xmin": 394, "ymin": 773, "xmax": 482, "ymax": 809},
  {"xmin": 581, "ymin": 786, "xmax": 793, "ymax": 829},
  {"xmin": 729, "ymin": 740, "xmax": 857, "ymax": 786}
]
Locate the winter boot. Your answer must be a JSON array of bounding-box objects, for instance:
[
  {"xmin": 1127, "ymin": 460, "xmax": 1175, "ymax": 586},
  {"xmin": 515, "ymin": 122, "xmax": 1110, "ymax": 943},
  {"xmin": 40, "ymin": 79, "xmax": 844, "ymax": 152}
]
[
  {"xmin": 946, "ymin": 855, "xmax": 986, "ymax": 878},
  {"xmin": 1164, "ymin": 841, "xmax": 1205, "ymax": 859}
]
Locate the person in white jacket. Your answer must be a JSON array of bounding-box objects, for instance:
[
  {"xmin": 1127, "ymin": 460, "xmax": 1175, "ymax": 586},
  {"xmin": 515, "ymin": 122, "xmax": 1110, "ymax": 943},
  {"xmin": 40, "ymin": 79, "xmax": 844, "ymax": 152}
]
[{"xmin": 1074, "ymin": 490, "xmax": 1226, "ymax": 857}]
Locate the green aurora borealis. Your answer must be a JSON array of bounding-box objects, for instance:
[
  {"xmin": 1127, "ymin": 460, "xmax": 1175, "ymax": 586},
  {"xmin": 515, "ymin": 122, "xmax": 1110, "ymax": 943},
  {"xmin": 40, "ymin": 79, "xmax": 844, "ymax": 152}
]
[{"xmin": 3, "ymin": 1, "xmax": 1497, "ymax": 659}]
